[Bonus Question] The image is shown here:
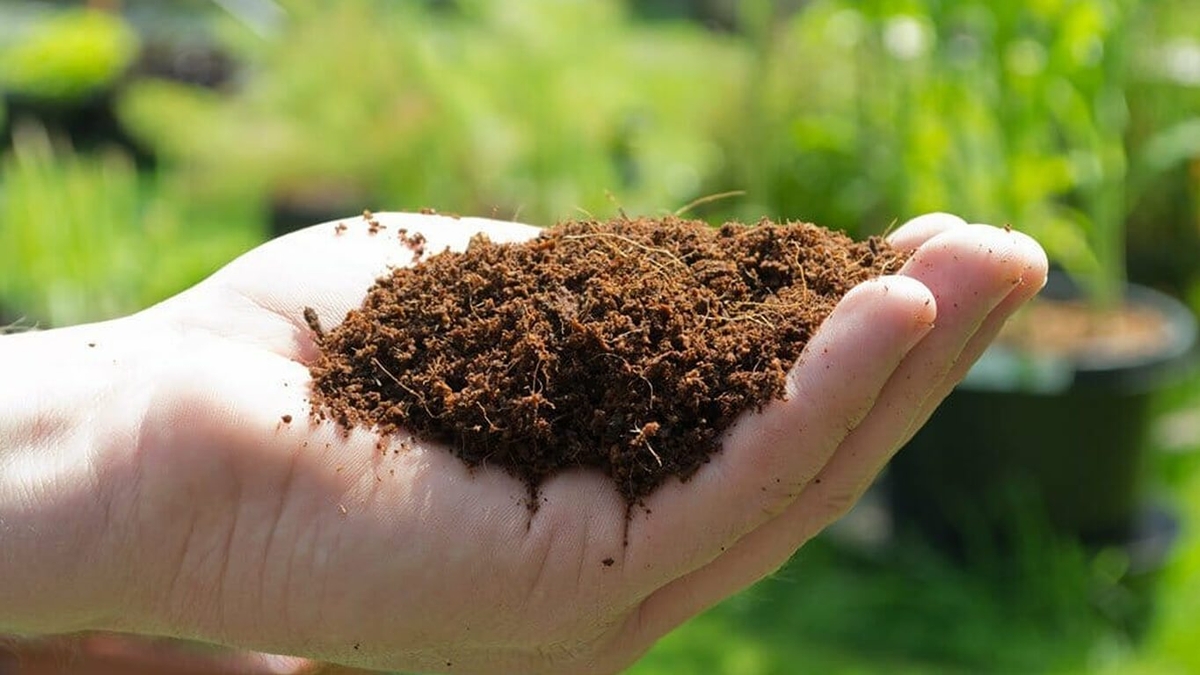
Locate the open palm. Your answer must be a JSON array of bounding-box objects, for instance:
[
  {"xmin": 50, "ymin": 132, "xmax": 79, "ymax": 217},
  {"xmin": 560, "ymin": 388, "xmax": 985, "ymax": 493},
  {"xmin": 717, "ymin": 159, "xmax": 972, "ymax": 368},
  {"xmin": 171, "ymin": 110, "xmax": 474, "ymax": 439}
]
[{"xmin": 89, "ymin": 212, "xmax": 1045, "ymax": 675}]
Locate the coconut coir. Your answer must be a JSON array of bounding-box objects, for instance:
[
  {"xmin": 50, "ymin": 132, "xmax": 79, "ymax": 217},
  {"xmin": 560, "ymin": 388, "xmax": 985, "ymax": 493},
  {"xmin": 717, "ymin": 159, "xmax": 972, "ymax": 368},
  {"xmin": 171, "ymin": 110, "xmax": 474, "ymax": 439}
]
[{"xmin": 308, "ymin": 216, "xmax": 908, "ymax": 505}]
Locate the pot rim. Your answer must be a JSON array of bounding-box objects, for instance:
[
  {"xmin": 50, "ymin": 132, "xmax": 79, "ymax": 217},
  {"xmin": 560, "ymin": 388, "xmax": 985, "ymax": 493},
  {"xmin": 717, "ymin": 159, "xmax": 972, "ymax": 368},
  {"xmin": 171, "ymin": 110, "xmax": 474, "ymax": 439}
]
[{"xmin": 961, "ymin": 274, "xmax": 1198, "ymax": 394}]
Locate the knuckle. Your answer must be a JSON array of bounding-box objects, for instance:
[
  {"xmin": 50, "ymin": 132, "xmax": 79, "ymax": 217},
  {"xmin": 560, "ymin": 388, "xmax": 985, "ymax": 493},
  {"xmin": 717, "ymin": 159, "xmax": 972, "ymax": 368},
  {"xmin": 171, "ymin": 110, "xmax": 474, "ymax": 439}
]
[{"xmin": 816, "ymin": 482, "xmax": 861, "ymax": 522}]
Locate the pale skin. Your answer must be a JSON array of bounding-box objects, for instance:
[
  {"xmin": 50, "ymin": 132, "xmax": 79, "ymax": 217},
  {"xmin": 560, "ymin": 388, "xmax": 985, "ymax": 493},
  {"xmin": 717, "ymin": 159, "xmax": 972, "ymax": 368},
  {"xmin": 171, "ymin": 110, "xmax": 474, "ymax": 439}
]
[{"xmin": 0, "ymin": 211, "xmax": 1047, "ymax": 674}]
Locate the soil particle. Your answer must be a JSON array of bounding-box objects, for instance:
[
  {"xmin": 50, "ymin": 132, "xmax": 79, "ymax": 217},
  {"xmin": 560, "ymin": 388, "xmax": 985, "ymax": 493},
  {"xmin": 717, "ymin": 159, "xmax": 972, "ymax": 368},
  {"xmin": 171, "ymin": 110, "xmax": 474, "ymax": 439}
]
[
  {"xmin": 308, "ymin": 216, "xmax": 907, "ymax": 505},
  {"xmin": 397, "ymin": 228, "xmax": 428, "ymax": 260},
  {"xmin": 364, "ymin": 209, "xmax": 384, "ymax": 234},
  {"xmin": 281, "ymin": 414, "xmax": 293, "ymax": 424},
  {"xmin": 420, "ymin": 207, "xmax": 461, "ymax": 219},
  {"xmin": 602, "ymin": 557, "xmax": 615, "ymax": 567},
  {"xmin": 303, "ymin": 307, "xmax": 325, "ymax": 341},
  {"xmin": 1000, "ymin": 297, "xmax": 1176, "ymax": 361}
]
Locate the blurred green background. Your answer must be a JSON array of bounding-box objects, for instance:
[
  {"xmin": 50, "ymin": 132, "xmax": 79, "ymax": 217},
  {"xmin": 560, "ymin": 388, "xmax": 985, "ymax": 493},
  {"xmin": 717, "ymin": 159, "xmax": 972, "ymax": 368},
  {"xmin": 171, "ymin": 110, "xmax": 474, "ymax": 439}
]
[{"xmin": 4, "ymin": 0, "xmax": 1200, "ymax": 672}]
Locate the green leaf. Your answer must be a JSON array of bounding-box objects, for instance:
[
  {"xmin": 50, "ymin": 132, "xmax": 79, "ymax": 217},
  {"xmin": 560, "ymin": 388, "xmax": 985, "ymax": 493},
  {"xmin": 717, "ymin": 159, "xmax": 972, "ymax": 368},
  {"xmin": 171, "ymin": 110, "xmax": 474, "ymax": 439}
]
[{"xmin": 1134, "ymin": 117, "xmax": 1200, "ymax": 177}]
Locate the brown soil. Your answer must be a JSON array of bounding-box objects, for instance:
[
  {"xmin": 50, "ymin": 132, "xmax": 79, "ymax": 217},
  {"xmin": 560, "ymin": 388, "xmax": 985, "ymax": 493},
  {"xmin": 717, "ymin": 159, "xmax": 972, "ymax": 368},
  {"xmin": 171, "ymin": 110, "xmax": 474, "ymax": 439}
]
[
  {"xmin": 998, "ymin": 298, "xmax": 1175, "ymax": 362},
  {"xmin": 307, "ymin": 216, "xmax": 908, "ymax": 505}
]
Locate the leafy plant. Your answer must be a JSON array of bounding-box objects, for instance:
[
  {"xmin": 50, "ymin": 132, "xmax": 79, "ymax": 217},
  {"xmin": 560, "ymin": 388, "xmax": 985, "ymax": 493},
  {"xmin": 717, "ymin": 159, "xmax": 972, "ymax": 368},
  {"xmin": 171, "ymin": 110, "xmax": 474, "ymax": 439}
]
[
  {"xmin": 117, "ymin": 0, "xmax": 747, "ymax": 226},
  {"xmin": 730, "ymin": 0, "xmax": 1200, "ymax": 309},
  {"xmin": 1123, "ymin": 1, "xmax": 1200, "ymax": 297}
]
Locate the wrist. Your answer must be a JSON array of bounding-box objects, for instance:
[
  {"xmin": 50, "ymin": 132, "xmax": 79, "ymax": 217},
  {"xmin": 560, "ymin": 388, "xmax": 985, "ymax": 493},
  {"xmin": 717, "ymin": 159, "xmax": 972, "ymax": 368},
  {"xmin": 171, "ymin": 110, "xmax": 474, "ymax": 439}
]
[{"xmin": 0, "ymin": 318, "xmax": 161, "ymax": 634}]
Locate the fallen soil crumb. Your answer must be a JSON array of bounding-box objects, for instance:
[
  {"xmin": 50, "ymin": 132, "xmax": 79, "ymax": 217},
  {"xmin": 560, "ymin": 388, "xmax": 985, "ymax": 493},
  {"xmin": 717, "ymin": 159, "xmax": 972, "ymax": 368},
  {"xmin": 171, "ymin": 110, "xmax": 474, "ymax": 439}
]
[
  {"xmin": 308, "ymin": 216, "xmax": 907, "ymax": 505},
  {"xmin": 419, "ymin": 206, "xmax": 461, "ymax": 219},
  {"xmin": 396, "ymin": 228, "xmax": 428, "ymax": 260},
  {"xmin": 281, "ymin": 414, "xmax": 293, "ymax": 424},
  {"xmin": 363, "ymin": 209, "xmax": 384, "ymax": 234}
]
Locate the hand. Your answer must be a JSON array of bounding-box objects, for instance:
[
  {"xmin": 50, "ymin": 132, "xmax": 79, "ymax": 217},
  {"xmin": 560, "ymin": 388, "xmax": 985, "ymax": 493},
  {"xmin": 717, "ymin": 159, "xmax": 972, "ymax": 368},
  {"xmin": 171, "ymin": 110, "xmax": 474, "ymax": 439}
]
[{"xmin": 0, "ymin": 212, "xmax": 1046, "ymax": 674}]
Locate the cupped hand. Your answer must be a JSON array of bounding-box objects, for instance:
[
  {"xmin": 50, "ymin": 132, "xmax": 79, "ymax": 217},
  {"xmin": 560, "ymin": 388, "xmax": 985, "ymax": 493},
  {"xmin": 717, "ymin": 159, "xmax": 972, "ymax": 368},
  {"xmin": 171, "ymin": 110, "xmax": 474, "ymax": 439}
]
[{"xmin": 80, "ymin": 212, "xmax": 1046, "ymax": 675}]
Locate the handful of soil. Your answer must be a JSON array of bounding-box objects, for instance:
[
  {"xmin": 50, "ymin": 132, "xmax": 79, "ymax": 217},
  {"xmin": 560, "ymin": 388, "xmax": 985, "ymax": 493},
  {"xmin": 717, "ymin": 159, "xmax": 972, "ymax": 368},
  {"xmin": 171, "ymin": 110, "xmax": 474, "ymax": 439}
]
[{"xmin": 308, "ymin": 216, "xmax": 908, "ymax": 505}]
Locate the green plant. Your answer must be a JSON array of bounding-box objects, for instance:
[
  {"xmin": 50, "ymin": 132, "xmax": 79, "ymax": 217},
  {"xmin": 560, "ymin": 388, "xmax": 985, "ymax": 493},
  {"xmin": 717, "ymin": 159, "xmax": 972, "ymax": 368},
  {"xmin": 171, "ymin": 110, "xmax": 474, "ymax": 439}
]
[
  {"xmin": 1123, "ymin": 1, "xmax": 1200, "ymax": 298},
  {"xmin": 0, "ymin": 8, "xmax": 139, "ymax": 102},
  {"xmin": 626, "ymin": 530, "xmax": 1139, "ymax": 674},
  {"xmin": 732, "ymin": 0, "xmax": 1200, "ymax": 309},
  {"xmin": 117, "ymin": 0, "xmax": 747, "ymax": 225},
  {"xmin": 0, "ymin": 123, "xmax": 261, "ymax": 326}
]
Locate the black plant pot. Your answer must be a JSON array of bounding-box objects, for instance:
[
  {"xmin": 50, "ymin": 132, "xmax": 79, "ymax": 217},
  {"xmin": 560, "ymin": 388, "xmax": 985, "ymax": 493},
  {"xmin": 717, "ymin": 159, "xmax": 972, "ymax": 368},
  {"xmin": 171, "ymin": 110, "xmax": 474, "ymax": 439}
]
[{"xmin": 889, "ymin": 275, "xmax": 1197, "ymax": 551}]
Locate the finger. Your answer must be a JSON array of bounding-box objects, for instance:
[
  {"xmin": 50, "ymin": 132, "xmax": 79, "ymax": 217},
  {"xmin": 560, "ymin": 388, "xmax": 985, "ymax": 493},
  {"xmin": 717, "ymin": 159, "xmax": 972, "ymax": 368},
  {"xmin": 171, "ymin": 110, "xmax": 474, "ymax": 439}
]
[
  {"xmin": 797, "ymin": 226, "xmax": 1047, "ymax": 510},
  {"xmin": 630, "ymin": 224, "xmax": 1046, "ymax": 637},
  {"xmin": 620, "ymin": 275, "xmax": 936, "ymax": 588},
  {"xmin": 886, "ymin": 212, "xmax": 968, "ymax": 251},
  {"xmin": 894, "ymin": 231, "xmax": 1048, "ymax": 446},
  {"xmin": 888, "ymin": 214, "xmax": 1049, "ymax": 443}
]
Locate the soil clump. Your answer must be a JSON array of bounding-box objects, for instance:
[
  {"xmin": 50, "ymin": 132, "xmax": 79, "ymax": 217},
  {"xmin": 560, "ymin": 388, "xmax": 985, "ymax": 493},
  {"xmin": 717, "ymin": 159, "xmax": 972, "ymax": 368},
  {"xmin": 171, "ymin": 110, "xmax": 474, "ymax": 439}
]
[{"xmin": 308, "ymin": 216, "xmax": 908, "ymax": 505}]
